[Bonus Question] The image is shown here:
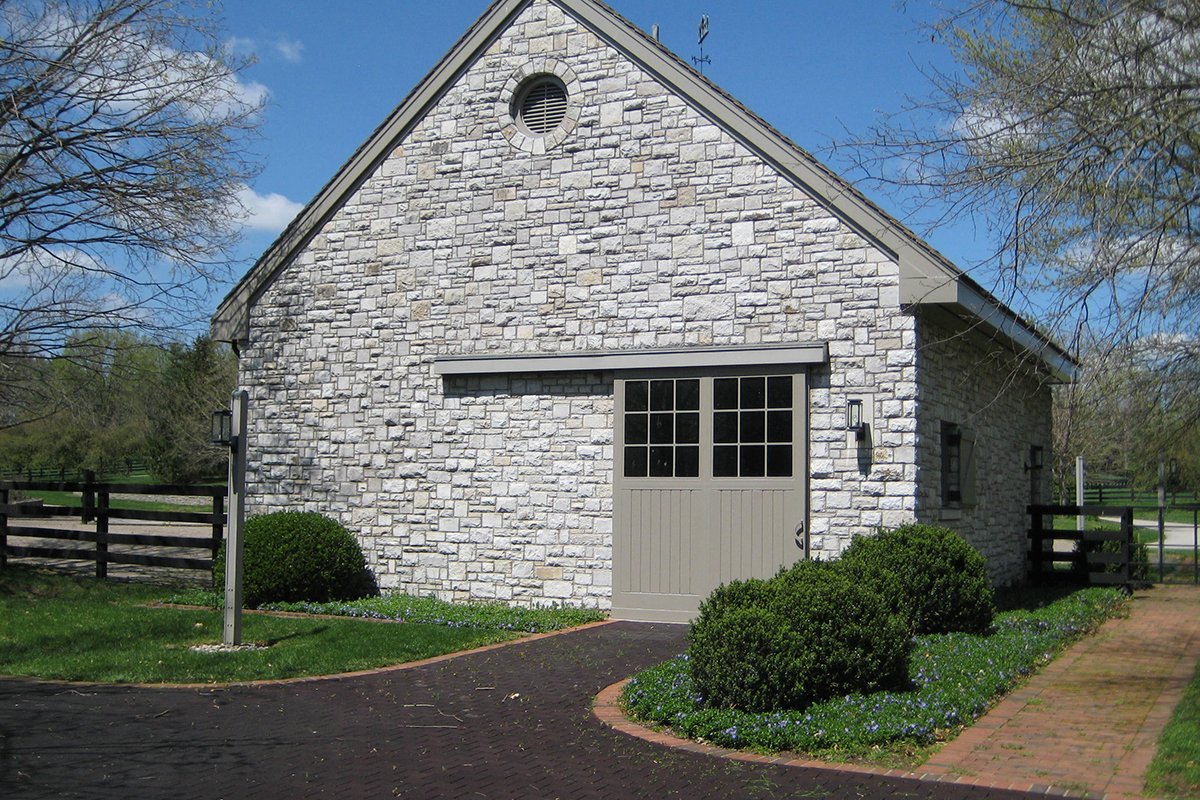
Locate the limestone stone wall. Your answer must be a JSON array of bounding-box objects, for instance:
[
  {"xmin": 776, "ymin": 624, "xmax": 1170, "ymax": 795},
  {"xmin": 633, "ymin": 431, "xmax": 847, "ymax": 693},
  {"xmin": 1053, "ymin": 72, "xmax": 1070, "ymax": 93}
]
[
  {"xmin": 913, "ymin": 313, "xmax": 1054, "ymax": 585},
  {"xmin": 240, "ymin": 0, "xmax": 924, "ymax": 607}
]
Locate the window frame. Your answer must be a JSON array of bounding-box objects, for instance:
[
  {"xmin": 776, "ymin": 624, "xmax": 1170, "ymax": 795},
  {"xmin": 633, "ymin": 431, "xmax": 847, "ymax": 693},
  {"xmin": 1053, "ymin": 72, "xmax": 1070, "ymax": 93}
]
[
  {"xmin": 941, "ymin": 421, "xmax": 977, "ymax": 508},
  {"xmin": 615, "ymin": 367, "xmax": 804, "ymax": 488}
]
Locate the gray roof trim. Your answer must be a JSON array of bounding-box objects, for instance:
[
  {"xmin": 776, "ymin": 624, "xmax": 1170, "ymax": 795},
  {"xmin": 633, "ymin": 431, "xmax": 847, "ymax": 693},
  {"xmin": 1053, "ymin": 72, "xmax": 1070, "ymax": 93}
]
[
  {"xmin": 434, "ymin": 343, "xmax": 830, "ymax": 376},
  {"xmin": 949, "ymin": 283, "xmax": 1077, "ymax": 383},
  {"xmin": 212, "ymin": 0, "xmax": 1075, "ymax": 378}
]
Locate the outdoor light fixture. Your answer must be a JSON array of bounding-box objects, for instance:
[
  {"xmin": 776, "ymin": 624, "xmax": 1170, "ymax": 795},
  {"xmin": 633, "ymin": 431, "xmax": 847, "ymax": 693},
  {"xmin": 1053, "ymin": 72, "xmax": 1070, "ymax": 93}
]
[
  {"xmin": 211, "ymin": 409, "xmax": 232, "ymax": 447},
  {"xmin": 846, "ymin": 399, "xmax": 865, "ymax": 440},
  {"xmin": 1026, "ymin": 445, "xmax": 1045, "ymax": 472}
]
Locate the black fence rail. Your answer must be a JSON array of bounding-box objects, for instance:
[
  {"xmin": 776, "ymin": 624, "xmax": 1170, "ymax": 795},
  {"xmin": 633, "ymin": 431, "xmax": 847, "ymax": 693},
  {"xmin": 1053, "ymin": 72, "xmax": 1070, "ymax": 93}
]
[
  {"xmin": 1, "ymin": 478, "xmax": 226, "ymax": 578},
  {"xmin": 0, "ymin": 462, "xmax": 149, "ymax": 483},
  {"xmin": 1079, "ymin": 482, "xmax": 1200, "ymax": 506},
  {"xmin": 1028, "ymin": 504, "xmax": 1135, "ymax": 588}
]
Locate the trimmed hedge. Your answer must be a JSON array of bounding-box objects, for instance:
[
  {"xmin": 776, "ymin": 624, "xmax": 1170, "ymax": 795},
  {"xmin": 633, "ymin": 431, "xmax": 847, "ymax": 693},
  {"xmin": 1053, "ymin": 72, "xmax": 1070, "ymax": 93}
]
[
  {"xmin": 688, "ymin": 560, "xmax": 910, "ymax": 713},
  {"xmin": 213, "ymin": 511, "xmax": 370, "ymax": 607},
  {"xmin": 839, "ymin": 524, "xmax": 995, "ymax": 635}
]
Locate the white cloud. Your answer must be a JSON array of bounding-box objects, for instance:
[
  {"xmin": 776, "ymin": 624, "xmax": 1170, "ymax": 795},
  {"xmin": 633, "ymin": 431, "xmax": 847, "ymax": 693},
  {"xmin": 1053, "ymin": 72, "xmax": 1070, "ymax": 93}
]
[
  {"xmin": 237, "ymin": 186, "xmax": 305, "ymax": 233},
  {"xmin": 226, "ymin": 36, "xmax": 256, "ymax": 58},
  {"xmin": 225, "ymin": 34, "xmax": 304, "ymax": 64},
  {"xmin": 274, "ymin": 38, "xmax": 304, "ymax": 63}
]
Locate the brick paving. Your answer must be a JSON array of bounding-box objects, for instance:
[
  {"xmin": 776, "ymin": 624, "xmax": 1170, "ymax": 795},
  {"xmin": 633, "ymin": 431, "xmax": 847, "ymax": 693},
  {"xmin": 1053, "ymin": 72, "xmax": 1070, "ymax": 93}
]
[
  {"xmin": 1, "ymin": 586, "xmax": 1196, "ymax": 799},
  {"xmin": 921, "ymin": 585, "xmax": 1200, "ymax": 798}
]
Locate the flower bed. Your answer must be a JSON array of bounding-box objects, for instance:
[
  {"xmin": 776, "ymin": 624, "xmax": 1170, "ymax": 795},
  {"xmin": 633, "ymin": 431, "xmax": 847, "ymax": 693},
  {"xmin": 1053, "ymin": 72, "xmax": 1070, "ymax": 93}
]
[{"xmin": 621, "ymin": 588, "xmax": 1128, "ymax": 752}]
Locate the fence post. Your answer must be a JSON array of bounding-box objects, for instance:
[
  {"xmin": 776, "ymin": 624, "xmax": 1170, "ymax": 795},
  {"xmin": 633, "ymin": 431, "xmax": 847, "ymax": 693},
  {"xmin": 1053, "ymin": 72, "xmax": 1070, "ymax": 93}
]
[
  {"xmin": 95, "ymin": 489, "xmax": 109, "ymax": 580},
  {"xmin": 82, "ymin": 469, "xmax": 95, "ymax": 524},
  {"xmin": 1159, "ymin": 454, "xmax": 1166, "ymax": 583},
  {"xmin": 1029, "ymin": 505, "xmax": 1044, "ymax": 585},
  {"xmin": 1076, "ymin": 457, "xmax": 1085, "ymax": 533},
  {"xmin": 1, "ymin": 485, "xmax": 7, "ymax": 571},
  {"xmin": 1121, "ymin": 507, "xmax": 1133, "ymax": 587}
]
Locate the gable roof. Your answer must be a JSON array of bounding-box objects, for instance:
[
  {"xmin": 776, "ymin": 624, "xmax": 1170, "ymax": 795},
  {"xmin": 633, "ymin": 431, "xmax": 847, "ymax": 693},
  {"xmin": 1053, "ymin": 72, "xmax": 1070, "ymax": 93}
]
[{"xmin": 212, "ymin": 0, "xmax": 1076, "ymax": 381}]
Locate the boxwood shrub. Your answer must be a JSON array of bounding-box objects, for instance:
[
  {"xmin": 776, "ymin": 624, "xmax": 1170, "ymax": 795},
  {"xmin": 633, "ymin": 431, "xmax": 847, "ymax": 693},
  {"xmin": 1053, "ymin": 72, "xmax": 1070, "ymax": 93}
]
[
  {"xmin": 213, "ymin": 511, "xmax": 370, "ymax": 607},
  {"xmin": 688, "ymin": 560, "xmax": 909, "ymax": 713},
  {"xmin": 839, "ymin": 524, "xmax": 994, "ymax": 635}
]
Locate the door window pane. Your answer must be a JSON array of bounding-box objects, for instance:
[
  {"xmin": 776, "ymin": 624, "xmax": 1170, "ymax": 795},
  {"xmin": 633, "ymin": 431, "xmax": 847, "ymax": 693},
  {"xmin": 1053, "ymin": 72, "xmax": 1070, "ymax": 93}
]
[
  {"xmin": 740, "ymin": 410, "xmax": 765, "ymax": 443},
  {"xmin": 626, "ymin": 414, "xmax": 648, "ymax": 445},
  {"xmin": 713, "ymin": 445, "xmax": 738, "ymax": 477},
  {"xmin": 766, "ymin": 445, "xmax": 792, "ymax": 477},
  {"xmin": 741, "ymin": 377, "xmax": 765, "ymax": 409},
  {"xmin": 767, "ymin": 410, "xmax": 792, "ymax": 443},
  {"xmin": 625, "ymin": 446, "xmax": 648, "ymax": 477},
  {"xmin": 713, "ymin": 411, "xmax": 738, "ymax": 443},
  {"xmin": 649, "ymin": 446, "xmax": 674, "ymax": 477},
  {"xmin": 767, "ymin": 376, "xmax": 792, "ymax": 408},
  {"xmin": 649, "ymin": 413, "xmax": 674, "ymax": 444},
  {"xmin": 626, "ymin": 381, "xmax": 648, "ymax": 412},
  {"xmin": 650, "ymin": 380, "xmax": 675, "ymax": 411},
  {"xmin": 714, "ymin": 378, "xmax": 738, "ymax": 409},
  {"xmin": 676, "ymin": 446, "xmax": 700, "ymax": 478},
  {"xmin": 676, "ymin": 412, "xmax": 700, "ymax": 444},
  {"xmin": 740, "ymin": 445, "xmax": 765, "ymax": 477},
  {"xmin": 676, "ymin": 379, "xmax": 700, "ymax": 410}
]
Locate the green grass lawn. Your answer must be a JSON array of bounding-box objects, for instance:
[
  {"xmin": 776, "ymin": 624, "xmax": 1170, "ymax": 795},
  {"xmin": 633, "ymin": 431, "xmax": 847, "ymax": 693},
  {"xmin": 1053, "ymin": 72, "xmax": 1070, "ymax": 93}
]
[
  {"xmin": 0, "ymin": 565, "xmax": 521, "ymax": 683},
  {"xmin": 21, "ymin": 489, "xmax": 217, "ymax": 515},
  {"xmin": 1146, "ymin": 664, "xmax": 1200, "ymax": 799}
]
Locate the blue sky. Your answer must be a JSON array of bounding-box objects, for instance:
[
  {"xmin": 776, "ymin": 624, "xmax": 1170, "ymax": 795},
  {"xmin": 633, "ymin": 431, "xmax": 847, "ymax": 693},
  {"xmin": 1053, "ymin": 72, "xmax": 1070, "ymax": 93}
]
[{"xmin": 220, "ymin": 0, "xmax": 973, "ymax": 306}]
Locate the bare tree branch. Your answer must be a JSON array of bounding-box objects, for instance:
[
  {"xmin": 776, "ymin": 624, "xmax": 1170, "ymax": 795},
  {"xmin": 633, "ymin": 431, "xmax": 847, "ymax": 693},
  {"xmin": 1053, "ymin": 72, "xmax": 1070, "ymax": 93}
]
[{"xmin": 0, "ymin": 0, "xmax": 261, "ymax": 420}]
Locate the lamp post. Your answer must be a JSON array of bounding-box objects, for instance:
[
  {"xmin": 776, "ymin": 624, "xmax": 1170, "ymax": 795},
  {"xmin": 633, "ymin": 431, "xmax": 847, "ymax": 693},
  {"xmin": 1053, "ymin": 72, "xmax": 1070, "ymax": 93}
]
[{"xmin": 212, "ymin": 390, "xmax": 248, "ymax": 647}]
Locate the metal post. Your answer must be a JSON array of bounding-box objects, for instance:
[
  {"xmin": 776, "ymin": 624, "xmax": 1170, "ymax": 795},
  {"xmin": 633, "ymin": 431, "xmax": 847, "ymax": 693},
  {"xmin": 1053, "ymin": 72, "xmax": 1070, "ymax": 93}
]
[
  {"xmin": 96, "ymin": 490, "xmax": 108, "ymax": 580},
  {"xmin": 1159, "ymin": 453, "xmax": 1166, "ymax": 583},
  {"xmin": 1, "ymin": 486, "xmax": 7, "ymax": 570},
  {"xmin": 223, "ymin": 390, "xmax": 249, "ymax": 647},
  {"xmin": 1076, "ymin": 456, "xmax": 1086, "ymax": 533}
]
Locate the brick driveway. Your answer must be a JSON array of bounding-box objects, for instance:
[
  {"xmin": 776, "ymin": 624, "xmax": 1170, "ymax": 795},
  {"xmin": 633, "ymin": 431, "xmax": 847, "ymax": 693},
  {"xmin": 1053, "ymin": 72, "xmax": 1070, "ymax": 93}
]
[{"xmin": 1, "ymin": 621, "xmax": 1043, "ymax": 800}]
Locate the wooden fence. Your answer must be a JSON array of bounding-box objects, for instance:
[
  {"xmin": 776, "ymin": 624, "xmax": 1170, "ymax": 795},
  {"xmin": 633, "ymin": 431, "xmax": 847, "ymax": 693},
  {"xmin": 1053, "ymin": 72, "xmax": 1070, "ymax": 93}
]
[
  {"xmin": 1, "ymin": 478, "xmax": 226, "ymax": 577},
  {"xmin": 1080, "ymin": 481, "xmax": 1200, "ymax": 506},
  {"xmin": 1028, "ymin": 504, "xmax": 1135, "ymax": 587}
]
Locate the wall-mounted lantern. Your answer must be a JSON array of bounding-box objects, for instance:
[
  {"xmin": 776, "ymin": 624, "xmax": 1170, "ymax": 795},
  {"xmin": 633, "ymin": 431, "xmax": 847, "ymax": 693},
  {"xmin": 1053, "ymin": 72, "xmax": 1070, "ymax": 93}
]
[
  {"xmin": 846, "ymin": 398, "xmax": 866, "ymax": 441},
  {"xmin": 1025, "ymin": 445, "xmax": 1045, "ymax": 472},
  {"xmin": 211, "ymin": 409, "xmax": 233, "ymax": 447}
]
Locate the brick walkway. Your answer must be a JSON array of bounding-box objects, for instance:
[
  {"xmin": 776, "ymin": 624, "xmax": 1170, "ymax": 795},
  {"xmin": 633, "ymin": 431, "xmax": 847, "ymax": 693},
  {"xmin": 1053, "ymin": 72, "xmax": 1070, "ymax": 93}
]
[
  {"xmin": 597, "ymin": 585, "xmax": 1200, "ymax": 799},
  {"xmin": 923, "ymin": 585, "xmax": 1200, "ymax": 797}
]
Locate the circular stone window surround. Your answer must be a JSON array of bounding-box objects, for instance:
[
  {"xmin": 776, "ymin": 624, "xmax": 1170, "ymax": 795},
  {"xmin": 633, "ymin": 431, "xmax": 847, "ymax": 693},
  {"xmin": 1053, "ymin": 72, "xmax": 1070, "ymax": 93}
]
[{"xmin": 499, "ymin": 59, "xmax": 582, "ymax": 154}]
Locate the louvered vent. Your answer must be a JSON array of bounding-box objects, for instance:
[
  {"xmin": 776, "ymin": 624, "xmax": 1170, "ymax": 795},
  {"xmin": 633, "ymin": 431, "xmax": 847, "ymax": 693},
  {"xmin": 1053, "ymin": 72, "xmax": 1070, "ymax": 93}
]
[{"xmin": 520, "ymin": 80, "xmax": 568, "ymax": 135}]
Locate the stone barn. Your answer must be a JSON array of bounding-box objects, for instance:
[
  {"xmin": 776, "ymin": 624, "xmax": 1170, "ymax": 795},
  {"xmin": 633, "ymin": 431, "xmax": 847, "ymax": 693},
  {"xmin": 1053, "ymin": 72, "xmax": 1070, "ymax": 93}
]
[{"xmin": 212, "ymin": 0, "xmax": 1076, "ymax": 621}]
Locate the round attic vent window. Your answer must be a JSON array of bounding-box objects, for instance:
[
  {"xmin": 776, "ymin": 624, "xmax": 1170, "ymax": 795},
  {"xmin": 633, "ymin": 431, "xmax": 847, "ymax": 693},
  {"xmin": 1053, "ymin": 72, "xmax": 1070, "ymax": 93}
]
[{"xmin": 514, "ymin": 76, "xmax": 568, "ymax": 136}]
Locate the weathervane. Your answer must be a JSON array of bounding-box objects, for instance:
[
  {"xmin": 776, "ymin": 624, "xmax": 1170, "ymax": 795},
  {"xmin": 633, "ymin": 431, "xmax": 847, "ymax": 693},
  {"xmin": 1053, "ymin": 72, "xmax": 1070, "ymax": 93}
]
[{"xmin": 692, "ymin": 14, "xmax": 711, "ymax": 73}]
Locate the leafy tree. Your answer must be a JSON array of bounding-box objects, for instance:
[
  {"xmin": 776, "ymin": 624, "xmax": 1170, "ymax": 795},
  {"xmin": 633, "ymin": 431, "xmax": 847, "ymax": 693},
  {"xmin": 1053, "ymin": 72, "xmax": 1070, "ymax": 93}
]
[
  {"xmin": 1054, "ymin": 336, "xmax": 1200, "ymax": 493},
  {"xmin": 842, "ymin": 0, "xmax": 1199, "ymax": 364},
  {"xmin": 145, "ymin": 336, "xmax": 236, "ymax": 482},
  {"xmin": 0, "ymin": 0, "xmax": 262, "ymax": 422},
  {"xmin": 0, "ymin": 332, "xmax": 233, "ymax": 481}
]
